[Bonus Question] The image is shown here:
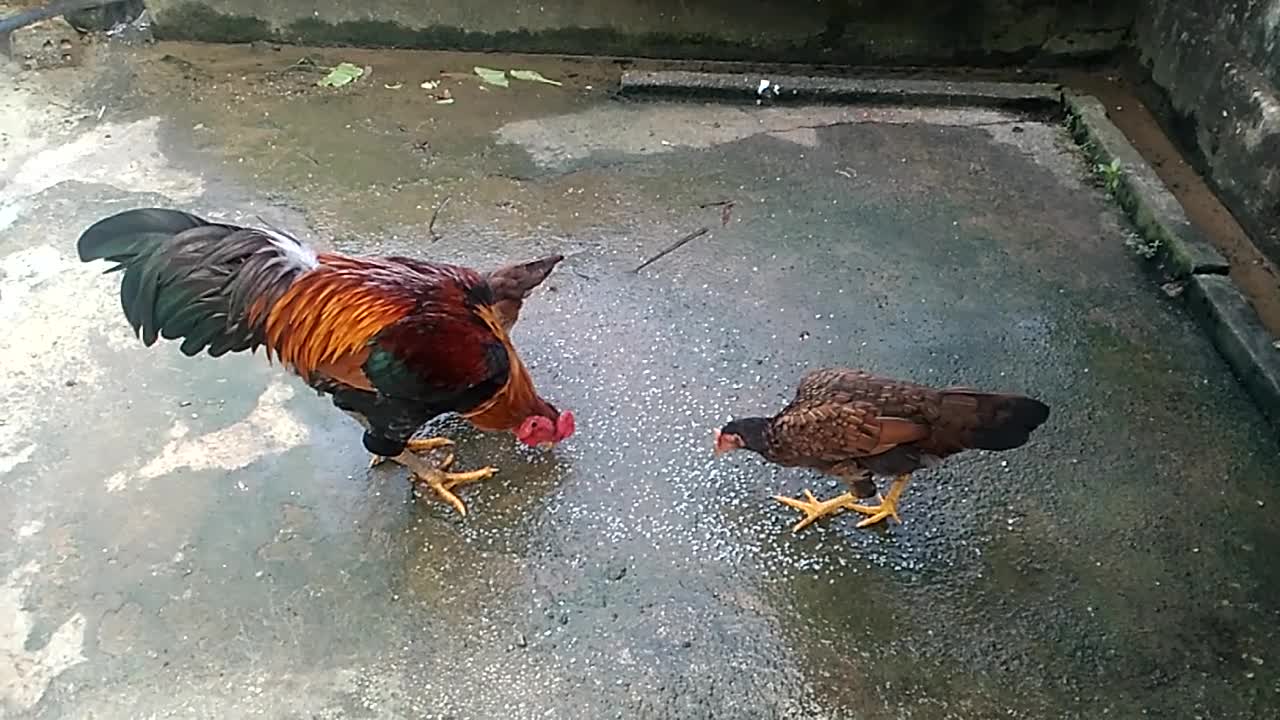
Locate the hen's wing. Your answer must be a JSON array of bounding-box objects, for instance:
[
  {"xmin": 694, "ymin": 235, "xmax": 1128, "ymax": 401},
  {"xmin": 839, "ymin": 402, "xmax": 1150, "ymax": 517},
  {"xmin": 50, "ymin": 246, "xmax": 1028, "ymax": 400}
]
[
  {"xmin": 769, "ymin": 399, "xmax": 929, "ymax": 465},
  {"xmin": 770, "ymin": 371, "xmax": 932, "ymax": 468},
  {"xmin": 783, "ymin": 367, "xmax": 1048, "ymax": 463}
]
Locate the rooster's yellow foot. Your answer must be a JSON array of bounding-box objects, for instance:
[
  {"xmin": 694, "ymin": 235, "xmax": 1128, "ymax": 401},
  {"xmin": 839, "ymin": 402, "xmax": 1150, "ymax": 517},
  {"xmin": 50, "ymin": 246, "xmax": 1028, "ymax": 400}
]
[{"xmin": 369, "ymin": 436, "xmax": 455, "ymax": 467}]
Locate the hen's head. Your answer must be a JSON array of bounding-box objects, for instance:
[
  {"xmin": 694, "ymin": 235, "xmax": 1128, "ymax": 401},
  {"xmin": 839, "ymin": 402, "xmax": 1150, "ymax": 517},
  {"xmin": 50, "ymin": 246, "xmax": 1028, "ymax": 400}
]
[
  {"xmin": 515, "ymin": 405, "xmax": 576, "ymax": 449},
  {"xmin": 713, "ymin": 417, "xmax": 770, "ymax": 456}
]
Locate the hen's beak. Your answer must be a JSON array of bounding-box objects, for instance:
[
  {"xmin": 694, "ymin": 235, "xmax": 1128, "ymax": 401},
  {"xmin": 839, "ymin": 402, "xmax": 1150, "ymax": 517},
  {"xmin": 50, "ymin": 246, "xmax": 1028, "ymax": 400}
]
[{"xmin": 536, "ymin": 441, "xmax": 555, "ymax": 450}]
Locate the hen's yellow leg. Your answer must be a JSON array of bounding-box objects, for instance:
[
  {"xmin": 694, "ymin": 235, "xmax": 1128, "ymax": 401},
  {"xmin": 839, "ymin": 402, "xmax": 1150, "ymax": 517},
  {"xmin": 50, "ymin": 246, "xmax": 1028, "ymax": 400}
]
[
  {"xmin": 369, "ymin": 437, "xmax": 455, "ymax": 468},
  {"xmin": 772, "ymin": 489, "xmax": 859, "ymax": 533},
  {"xmin": 845, "ymin": 474, "xmax": 911, "ymax": 528}
]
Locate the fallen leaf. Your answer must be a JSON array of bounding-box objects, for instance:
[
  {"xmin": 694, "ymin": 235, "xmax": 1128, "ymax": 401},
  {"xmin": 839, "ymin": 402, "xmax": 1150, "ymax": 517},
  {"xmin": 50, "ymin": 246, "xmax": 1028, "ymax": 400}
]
[
  {"xmin": 436, "ymin": 98, "xmax": 455, "ymax": 105},
  {"xmin": 473, "ymin": 66, "xmax": 509, "ymax": 87},
  {"xmin": 511, "ymin": 69, "xmax": 562, "ymax": 86},
  {"xmin": 384, "ymin": 82, "xmax": 403, "ymax": 89},
  {"xmin": 420, "ymin": 80, "xmax": 439, "ymax": 90},
  {"xmin": 317, "ymin": 62, "xmax": 364, "ymax": 88}
]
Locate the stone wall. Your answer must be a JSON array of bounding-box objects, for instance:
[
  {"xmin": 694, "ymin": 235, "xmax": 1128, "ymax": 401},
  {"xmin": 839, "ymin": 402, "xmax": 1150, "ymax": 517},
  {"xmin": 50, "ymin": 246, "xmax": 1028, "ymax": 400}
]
[
  {"xmin": 144, "ymin": 0, "xmax": 1135, "ymax": 66},
  {"xmin": 1133, "ymin": 0, "xmax": 1280, "ymax": 266}
]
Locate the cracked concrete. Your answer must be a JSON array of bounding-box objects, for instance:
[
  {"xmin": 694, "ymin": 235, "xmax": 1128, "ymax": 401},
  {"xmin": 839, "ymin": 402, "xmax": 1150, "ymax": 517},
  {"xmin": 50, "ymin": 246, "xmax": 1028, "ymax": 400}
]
[{"xmin": 1, "ymin": 42, "xmax": 1279, "ymax": 720}]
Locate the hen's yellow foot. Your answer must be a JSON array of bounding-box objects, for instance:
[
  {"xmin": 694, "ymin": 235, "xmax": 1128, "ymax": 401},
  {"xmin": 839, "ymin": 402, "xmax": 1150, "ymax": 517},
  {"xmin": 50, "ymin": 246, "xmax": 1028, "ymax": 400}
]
[
  {"xmin": 772, "ymin": 490, "xmax": 858, "ymax": 533},
  {"xmin": 846, "ymin": 474, "xmax": 912, "ymax": 528},
  {"xmin": 845, "ymin": 495, "xmax": 902, "ymax": 528},
  {"xmin": 369, "ymin": 436, "xmax": 456, "ymax": 467},
  {"xmin": 774, "ymin": 475, "xmax": 913, "ymax": 532}
]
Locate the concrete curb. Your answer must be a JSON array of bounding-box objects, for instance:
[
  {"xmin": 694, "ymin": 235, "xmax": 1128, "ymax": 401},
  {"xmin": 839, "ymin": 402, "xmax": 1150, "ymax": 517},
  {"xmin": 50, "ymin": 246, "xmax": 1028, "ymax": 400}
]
[
  {"xmin": 1060, "ymin": 91, "xmax": 1278, "ymax": 434},
  {"xmin": 1186, "ymin": 275, "xmax": 1280, "ymax": 430},
  {"xmin": 1061, "ymin": 92, "xmax": 1229, "ymax": 278},
  {"xmin": 618, "ymin": 70, "xmax": 1280, "ymax": 436},
  {"xmin": 619, "ymin": 70, "xmax": 1062, "ymax": 111}
]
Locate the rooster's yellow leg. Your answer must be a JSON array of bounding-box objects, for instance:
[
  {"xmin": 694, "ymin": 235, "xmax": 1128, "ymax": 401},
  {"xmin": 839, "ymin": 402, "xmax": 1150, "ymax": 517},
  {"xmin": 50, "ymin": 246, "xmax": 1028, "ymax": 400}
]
[
  {"xmin": 845, "ymin": 474, "xmax": 911, "ymax": 528},
  {"xmin": 390, "ymin": 450, "xmax": 498, "ymax": 517},
  {"xmin": 772, "ymin": 489, "xmax": 859, "ymax": 533},
  {"xmin": 369, "ymin": 436, "xmax": 456, "ymax": 467}
]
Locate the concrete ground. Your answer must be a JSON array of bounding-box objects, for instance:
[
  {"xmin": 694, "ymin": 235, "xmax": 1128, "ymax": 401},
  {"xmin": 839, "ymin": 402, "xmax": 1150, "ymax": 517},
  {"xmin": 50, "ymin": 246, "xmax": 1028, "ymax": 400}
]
[{"xmin": 2, "ymin": 42, "xmax": 1279, "ymax": 720}]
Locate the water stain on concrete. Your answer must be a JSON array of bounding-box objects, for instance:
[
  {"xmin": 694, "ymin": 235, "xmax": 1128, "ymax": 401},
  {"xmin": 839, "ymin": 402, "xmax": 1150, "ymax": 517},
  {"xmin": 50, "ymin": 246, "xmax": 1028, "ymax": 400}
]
[{"xmin": 103, "ymin": 380, "xmax": 309, "ymax": 493}]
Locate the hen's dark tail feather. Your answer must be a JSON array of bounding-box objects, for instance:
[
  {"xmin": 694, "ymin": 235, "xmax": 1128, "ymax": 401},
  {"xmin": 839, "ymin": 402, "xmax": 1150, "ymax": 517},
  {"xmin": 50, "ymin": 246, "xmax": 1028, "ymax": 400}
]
[
  {"xmin": 77, "ymin": 208, "xmax": 318, "ymax": 358},
  {"xmin": 955, "ymin": 392, "xmax": 1051, "ymax": 451}
]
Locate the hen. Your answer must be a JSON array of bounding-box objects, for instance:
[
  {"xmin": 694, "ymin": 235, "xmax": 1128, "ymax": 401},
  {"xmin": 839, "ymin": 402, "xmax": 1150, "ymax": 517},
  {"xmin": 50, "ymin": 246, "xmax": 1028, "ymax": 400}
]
[
  {"xmin": 78, "ymin": 208, "xmax": 575, "ymax": 515},
  {"xmin": 714, "ymin": 367, "xmax": 1049, "ymax": 532}
]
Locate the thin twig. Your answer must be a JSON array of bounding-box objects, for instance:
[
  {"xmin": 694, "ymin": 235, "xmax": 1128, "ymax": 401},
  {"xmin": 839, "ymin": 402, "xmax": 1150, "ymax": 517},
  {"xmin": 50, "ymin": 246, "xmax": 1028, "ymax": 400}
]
[
  {"xmin": 632, "ymin": 227, "xmax": 709, "ymax": 273},
  {"xmin": 428, "ymin": 196, "xmax": 451, "ymax": 242},
  {"xmin": 698, "ymin": 200, "xmax": 733, "ymax": 209}
]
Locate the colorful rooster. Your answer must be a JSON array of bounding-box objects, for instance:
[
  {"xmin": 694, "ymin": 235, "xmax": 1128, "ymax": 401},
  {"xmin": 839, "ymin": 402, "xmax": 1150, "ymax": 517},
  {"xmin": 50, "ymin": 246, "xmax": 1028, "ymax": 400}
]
[{"xmin": 78, "ymin": 208, "xmax": 575, "ymax": 515}]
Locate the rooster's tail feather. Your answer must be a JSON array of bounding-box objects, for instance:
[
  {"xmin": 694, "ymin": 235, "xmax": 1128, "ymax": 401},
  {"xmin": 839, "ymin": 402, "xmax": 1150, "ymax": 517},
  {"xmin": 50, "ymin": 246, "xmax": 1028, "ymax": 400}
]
[{"xmin": 78, "ymin": 208, "xmax": 318, "ymax": 357}]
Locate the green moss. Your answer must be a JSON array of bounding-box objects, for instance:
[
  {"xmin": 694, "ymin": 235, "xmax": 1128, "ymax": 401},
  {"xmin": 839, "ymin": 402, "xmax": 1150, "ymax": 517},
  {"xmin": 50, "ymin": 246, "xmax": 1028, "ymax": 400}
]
[
  {"xmin": 1081, "ymin": 322, "xmax": 1168, "ymax": 400},
  {"xmin": 1062, "ymin": 96, "xmax": 1227, "ymax": 278},
  {"xmin": 148, "ymin": 2, "xmax": 1127, "ymax": 66},
  {"xmin": 150, "ymin": 2, "xmax": 273, "ymax": 44},
  {"xmin": 280, "ymin": 20, "xmax": 798, "ymax": 60}
]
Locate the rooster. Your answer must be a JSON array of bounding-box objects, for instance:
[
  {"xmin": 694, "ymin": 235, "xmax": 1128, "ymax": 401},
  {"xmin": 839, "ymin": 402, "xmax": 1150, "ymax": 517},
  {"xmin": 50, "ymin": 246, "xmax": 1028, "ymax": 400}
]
[
  {"xmin": 714, "ymin": 367, "xmax": 1049, "ymax": 532},
  {"xmin": 78, "ymin": 208, "xmax": 575, "ymax": 515}
]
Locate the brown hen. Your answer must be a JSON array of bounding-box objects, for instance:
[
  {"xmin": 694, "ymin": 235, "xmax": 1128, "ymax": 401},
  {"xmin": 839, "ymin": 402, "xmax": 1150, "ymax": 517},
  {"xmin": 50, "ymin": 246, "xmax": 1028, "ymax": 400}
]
[{"xmin": 714, "ymin": 368, "xmax": 1050, "ymax": 532}]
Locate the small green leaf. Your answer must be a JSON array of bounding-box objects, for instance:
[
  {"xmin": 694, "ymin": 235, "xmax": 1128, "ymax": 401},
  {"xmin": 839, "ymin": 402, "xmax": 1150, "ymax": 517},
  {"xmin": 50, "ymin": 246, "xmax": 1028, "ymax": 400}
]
[
  {"xmin": 510, "ymin": 69, "xmax": 562, "ymax": 86},
  {"xmin": 473, "ymin": 66, "xmax": 509, "ymax": 87},
  {"xmin": 318, "ymin": 62, "xmax": 364, "ymax": 88}
]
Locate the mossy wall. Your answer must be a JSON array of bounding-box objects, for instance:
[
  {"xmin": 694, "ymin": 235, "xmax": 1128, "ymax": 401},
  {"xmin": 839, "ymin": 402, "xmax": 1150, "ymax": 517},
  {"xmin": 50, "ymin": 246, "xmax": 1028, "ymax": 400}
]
[
  {"xmin": 1134, "ymin": 0, "xmax": 1280, "ymax": 267},
  {"xmin": 145, "ymin": 0, "xmax": 1135, "ymax": 66}
]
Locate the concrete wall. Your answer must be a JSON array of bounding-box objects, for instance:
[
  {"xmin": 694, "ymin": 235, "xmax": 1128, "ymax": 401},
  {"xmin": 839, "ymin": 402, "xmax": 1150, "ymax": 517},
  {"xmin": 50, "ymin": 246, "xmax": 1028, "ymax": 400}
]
[
  {"xmin": 145, "ymin": 0, "xmax": 1135, "ymax": 66},
  {"xmin": 1133, "ymin": 0, "xmax": 1280, "ymax": 266}
]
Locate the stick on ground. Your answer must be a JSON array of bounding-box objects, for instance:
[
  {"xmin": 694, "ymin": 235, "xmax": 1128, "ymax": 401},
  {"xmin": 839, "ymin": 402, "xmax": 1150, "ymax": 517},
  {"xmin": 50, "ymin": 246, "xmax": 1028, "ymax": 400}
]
[
  {"xmin": 632, "ymin": 227, "xmax": 709, "ymax": 273},
  {"xmin": 428, "ymin": 196, "xmax": 452, "ymax": 242}
]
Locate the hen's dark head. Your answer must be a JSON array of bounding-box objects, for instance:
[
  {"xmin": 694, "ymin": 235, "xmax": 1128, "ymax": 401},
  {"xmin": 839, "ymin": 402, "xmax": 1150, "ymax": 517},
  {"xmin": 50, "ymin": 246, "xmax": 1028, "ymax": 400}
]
[{"xmin": 713, "ymin": 417, "xmax": 770, "ymax": 456}]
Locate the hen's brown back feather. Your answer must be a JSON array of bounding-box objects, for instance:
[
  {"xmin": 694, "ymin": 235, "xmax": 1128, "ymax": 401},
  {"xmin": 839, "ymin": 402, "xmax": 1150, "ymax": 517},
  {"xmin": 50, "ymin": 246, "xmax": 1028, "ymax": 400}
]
[{"xmin": 768, "ymin": 367, "xmax": 1049, "ymax": 473}]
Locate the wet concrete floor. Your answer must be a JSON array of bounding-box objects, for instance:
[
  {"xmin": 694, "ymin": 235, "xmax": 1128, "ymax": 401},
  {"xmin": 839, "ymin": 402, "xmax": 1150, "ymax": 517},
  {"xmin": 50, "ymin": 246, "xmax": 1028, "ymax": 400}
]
[{"xmin": 2, "ymin": 42, "xmax": 1279, "ymax": 719}]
